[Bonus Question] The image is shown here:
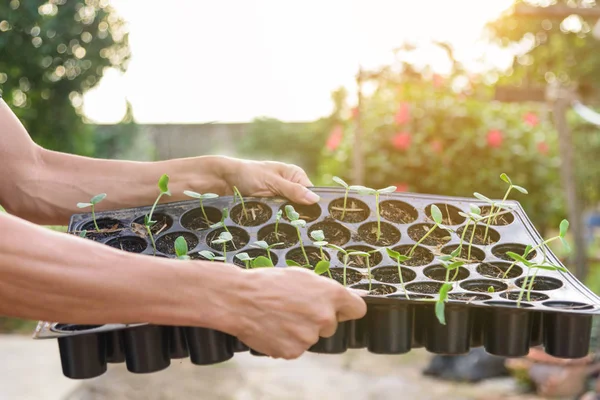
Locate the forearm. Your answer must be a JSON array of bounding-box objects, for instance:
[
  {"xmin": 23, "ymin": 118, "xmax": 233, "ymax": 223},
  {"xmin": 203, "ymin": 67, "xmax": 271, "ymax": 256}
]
[{"xmin": 0, "ymin": 212, "xmax": 248, "ymax": 333}]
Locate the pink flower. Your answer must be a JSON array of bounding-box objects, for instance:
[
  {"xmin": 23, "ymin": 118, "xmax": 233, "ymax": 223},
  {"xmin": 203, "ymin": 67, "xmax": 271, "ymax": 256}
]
[
  {"xmin": 487, "ymin": 130, "xmax": 503, "ymax": 148},
  {"xmin": 394, "ymin": 103, "xmax": 410, "ymax": 125},
  {"xmin": 394, "ymin": 183, "xmax": 409, "ymax": 192},
  {"xmin": 537, "ymin": 141, "xmax": 549, "ymax": 155},
  {"xmin": 391, "ymin": 132, "xmax": 412, "ymax": 150},
  {"xmin": 524, "ymin": 112, "xmax": 539, "ymax": 127},
  {"xmin": 430, "ymin": 139, "xmax": 443, "ymax": 154},
  {"xmin": 326, "ymin": 125, "xmax": 343, "ymax": 151}
]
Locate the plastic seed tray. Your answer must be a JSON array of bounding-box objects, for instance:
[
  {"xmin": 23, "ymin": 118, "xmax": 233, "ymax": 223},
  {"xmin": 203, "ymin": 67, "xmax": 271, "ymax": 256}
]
[{"xmin": 33, "ymin": 188, "xmax": 600, "ymax": 379}]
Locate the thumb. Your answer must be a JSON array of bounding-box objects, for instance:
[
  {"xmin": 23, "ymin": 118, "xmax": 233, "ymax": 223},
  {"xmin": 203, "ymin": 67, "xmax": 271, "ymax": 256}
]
[{"xmin": 275, "ymin": 178, "xmax": 320, "ymax": 205}]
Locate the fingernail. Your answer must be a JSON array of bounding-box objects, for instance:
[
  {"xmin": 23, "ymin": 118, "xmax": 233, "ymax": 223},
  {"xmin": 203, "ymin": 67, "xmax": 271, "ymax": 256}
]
[
  {"xmin": 304, "ymin": 190, "xmax": 320, "ymax": 203},
  {"xmin": 347, "ymin": 288, "xmax": 369, "ymax": 297}
]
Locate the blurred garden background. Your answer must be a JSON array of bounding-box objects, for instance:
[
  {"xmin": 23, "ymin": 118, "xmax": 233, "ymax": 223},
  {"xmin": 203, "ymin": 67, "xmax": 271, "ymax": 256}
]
[{"xmin": 3, "ymin": 0, "xmax": 600, "ymax": 398}]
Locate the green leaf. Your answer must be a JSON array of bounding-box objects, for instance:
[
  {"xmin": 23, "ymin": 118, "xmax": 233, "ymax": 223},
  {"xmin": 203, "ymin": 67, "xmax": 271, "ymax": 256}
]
[
  {"xmin": 235, "ymin": 252, "xmax": 253, "ymax": 261},
  {"xmin": 430, "ymin": 204, "xmax": 443, "ymax": 225},
  {"xmin": 450, "ymin": 247, "xmax": 461, "ymax": 258},
  {"xmin": 210, "ymin": 221, "xmax": 223, "ymax": 229},
  {"xmin": 286, "ymin": 259, "xmax": 301, "ymax": 267},
  {"xmin": 79, "ymin": 230, "xmax": 87, "ymax": 238},
  {"xmin": 90, "ymin": 193, "xmax": 107, "ymax": 205},
  {"xmin": 506, "ymin": 251, "xmax": 533, "ymax": 266},
  {"xmin": 252, "ymin": 241, "xmax": 269, "ymax": 249},
  {"xmin": 174, "ymin": 236, "xmax": 188, "ymax": 257},
  {"xmin": 534, "ymin": 263, "xmax": 566, "ymax": 272},
  {"xmin": 487, "ymin": 286, "xmax": 495, "ymax": 293},
  {"xmin": 275, "ymin": 209, "xmax": 283, "ymax": 220},
  {"xmin": 177, "ymin": 255, "xmax": 191, "ymax": 260},
  {"xmin": 158, "ymin": 174, "xmax": 170, "ymax": 193},
  {"xmin": 560, "ymin": 236, "xmax": 571, "ymax": 253},
  {"xmin": 201, "ymin": 193, "xmax": 219, "ymax": 200},
  {"xmin": 469, "ymin": 204, "xmax": 481, "ymax": 215},
  {"xmin": 438, "ymin": 255, "xmax": 453, "ymax": 262},
  {"xmin": 184, "ymin": 190, "xmax": 202, "ymax": 199},
  {"xmin": 332, "ymin": 176, "xmax": 348, "ymax": 188},
  {"xmin": 270, "ymin": 242, "xmax": 284, "ymax": 249},
  {"xmin": 285, "ymin": 205, "xmax": 299, "ymax": 221},
  {"xmin": 198, "ymin": 250, "xmax": 217, "ymax": 260},
  {"xmin": 473, "ymin": 192, "xmax": 493, "ymax": 203},
  {"xmin": 313, "ymin": 241, "xmax": 328, "ymax": 247},
  {"xmin": 347, "ymin": 250, "xmax": 369, "ymax": 257},
  {"xmin": 77, "ymin": 202, "xmax": 92, "ymax": 208},
  {"xmin": 213, "ymin": 256, "xmax": 225, "ymax": 262},
  {"xmin": 500, "ymin": 173, "xmax": 512, "ymax": 185},
  {"xmin": 559, "ymin": 219, "xmax": 569, "ymax": 238},
  {"xmin": 512, "ymin": 185, "xmax": 528, "ymax": 194},
  {"xmin": 222, "ymin": 208, "xmax": 229, "ymax": 219},
  {"xmin": 435, "ymin": 301, "xmax": 446, "ymax": 325},
  {"xmin": 314, "ymin": 260, "xmax": 331, "ymax": 275},
  {"xmin": 349, "ymin": 185, "xmax": 376, "ymax": 195},
  {"xmin": 310, "ymin": 230, "xmax": 325, "ymax": 242},
  {"xmin": 252, "ymin": 256, "xmax": 273, "ymax": 268},
  {"xmin": 385, "ymin": 248, "xmax": 401, "ymax": 259},
  {"xmin": 447, "ymin": 261, "xmax": 465, "ymax": 270},
  {"xmin": 218, "ymin": 231, "xmax": 233, "ymax": 242},
  {"xmin": 327, "ymin": 244, "xmax": 345, "ymax": 253},
  {"xmin": 377, "ymin": 186, "xmax": 397, "ymax": 194},
  {"xmin": 523, "ymin": 245, "xmax": 532, "ymax": 257},
  {"xmin": 291, "ymin": 219, "xmax": 306, "ymax": 228}
]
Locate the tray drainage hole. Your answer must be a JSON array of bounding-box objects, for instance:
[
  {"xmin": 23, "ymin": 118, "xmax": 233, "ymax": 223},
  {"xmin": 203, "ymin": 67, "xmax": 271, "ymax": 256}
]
[
  {"xmin": 285, "ymin": 246, "xmax": 329, "ymax": 268},
  {"xmin": 257, "ymin": 223, "xmax": 298, "ymax": 249},
  {"xmin": 308, "ymin": 222, "xmax": 351, "ymax": 247},
  {"xmin": 231, "ymin": 201, "xmax": 272, "ymax": 227},
  {"xmin": 500, "ymin": 291, "xmax": 549, "ymax": 302},
  {"xmin": 106, "ymin": 236, "xmax": 148, "ymax": 253},
  {"xmin": 350, "ymin": 283, "xmax": 397, "ymax": 296},
  {"xmin": 328, "ymin": 197, "xmax": 370, "ymax": 223},
  {"xmin": 407, "ymin": 223, "xmax": 451, "ymax": 247},
  {"xmin": 492, "ymin": 243, "xmax": 537, "ymax": 262},
  {"xmin": 52, "ymin": 324, "xmax": 104, "ymax": 332},
  {"xmin": 448, "ymin": 293, "xmax": 492, "ymax": 301},
  {"xmin": 358, "ymin": 221, "xmax": 401, "ymax": 246},
  {"xmin": 425, "ymin": 203, "xmax": 465, "ymax": 225},
  {"xmin": 156, "ymin": 232, "xmax": 199, "ymax": 255},
  {"xmin": 441, "ymin": 244, "xmax": 485, "ymax": 263},
  {"xmin": 424, "ymin": 264, "xmax": 470, "ymax": 282},
  {"xmin": 337, "ymin": 245, "xmax": 383, "ymax": 267},
  {"xmin": 78, "ymin": 218, "xmax": 124, "ymax": 241},
  {"xmin": 480, "ymin": 206, "xmax": 515, "ymax": 226},
  {"xmin": 180, "ymin": 207, "xmax": 222, "ymax": 231},
  {"xmin": 459, "ymin": 279, "xmax": 508, "ymax": 293},
  {"xmin": 329, "ymin": 267, "xmax": 364, "ymax": 285},
  {"xmin": 542, "ymin": 301, "xmax": 595, "ymax": 310},
  {"xmin": 514, "ymin": 276, "xmax": 563, "ymax": 291},
  {"xmin": 477, "ymin": 262, "xmax": 523, "ymax": 279},
  {"xmin": 379, "ymin": 200, "xmax": 418, "ymax": 224},
  {"xmin": 484, "ymin": 300, "xmax": 534, "ymax": 308},
  {"xmin": 390, "ymin": 245, "xmax": 434, "ymax": 266},
  {"xmin": 405, "ymin": 281, "xmax": 445, "ymax": 294},
  {"xmin": 233, "ymin": 249, "xmax": 279, "ymax": 268},
  {"xmin": 206, "ymin": 227, "xmax": 249, "ymax": 252},
  {"xmin": 372, "ymin": 266, "xmax": 417, "ymax": 284},
  {"xmin": 280, "ymin": 202, "xmax": 321, "ymax": 223},
  {"xmin": 133, "ymin": 213, "xmax": 173, "ymax": 235},
  {"xmin": 455, "ymin": 226, "xmax": 500, "ymax": 246}
]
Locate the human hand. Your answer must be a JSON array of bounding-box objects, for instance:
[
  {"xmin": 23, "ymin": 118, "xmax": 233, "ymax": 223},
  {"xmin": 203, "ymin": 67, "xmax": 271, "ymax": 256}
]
[
  {"xmin": 221, "ymin": 158, "xmax": 320, "ymax": 205},
  {"xmin": 229, "ymin": 267, "xmax": 366, "ymax": 359}
]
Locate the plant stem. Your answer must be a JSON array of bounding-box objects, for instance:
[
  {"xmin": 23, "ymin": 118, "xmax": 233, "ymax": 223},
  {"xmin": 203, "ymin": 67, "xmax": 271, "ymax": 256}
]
[
  {"xmin": 526, "ymin": 269, "xmax": 538, "ymax": 302},
  {"xmin": 459, "ymin": 218, "xmax": 470, "ymax": 252},
  {"xmin": 244, "ymin": 260, "xmax": 249, "ymax": 269},
  {"xmin": 343, "ymin": 254, "xmax": 348, "ymax": 287},
  {"xmin": 375, "ymin": 193, "xmax": 381, "ymax": 241},
  {"xmin": 147, "ymin": 226, "xmax": 157, "ymax": 255},
  {"xmin": 296, "ymin": 227, "xmax": 310, "ymax": 266},
  {"xmin": 233, "ymin": 186, "xmax": 249, "ymax": 220},
  {"xmin": 516, "ymin": 271, "xmax": 529, "ymax": 307},
  {"xmin": 341, "ymin": 188, "xmax": 349, "ymax": 220},
  {"xmin": 366, "ymin": 256, "xmax": 372, "ymax": 292},
  {"xmin": 200, "ymin": 200, "xmax": 209, "ymax": 224},
  {"xmin": 274, "ymin": 217, "xmax": 280, "ymax": 238},
  {"xmin": 408, "ymin": 225, "xmax": 437, "ymax": 257},
  {"xmin": 266, "ymin": 249, "xmax": 273, "ymax": 264},
  {"xmin": 223, "ymin": 243, "xmax": 227, "ymax": 261},
  {"xmin": 91, "ymin": 205, "xmax": 100, "ymax": 232},
  {"xmin": 397, "ymin": 259, "xmax": 409, "ymax": 299},
  {"xmin": 484, "ymin": 187, "xmax": 512, "ymax": 241},
  {"xmin": 318, "ymin": 246, "xmax": 332, "ymax": 278},
  {"xmin": 467, "ymin": 220, "xmax": 477, "ymax": 261}
]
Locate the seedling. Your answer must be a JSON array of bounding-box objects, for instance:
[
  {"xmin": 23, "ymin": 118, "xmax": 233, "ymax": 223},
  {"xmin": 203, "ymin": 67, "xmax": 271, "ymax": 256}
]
[
  {"xmin": 506, "ymin": 251, "xmax": 567, "ymax": 305},
  {"xmin": 487, "ymin": 286, "xmax": 495, "ymax": 293},
  {"xmin": 349, "ymin": 185, "xmax": 397, "ymax": 241},
  {"xmin": 434, "ymin": 259, "xmax": 465, "ymax": 325},
  {"xmin": 198, "ymin": 250, "xmax": 225, "ymax": 262},
  {"xmin": 79, "ymin": 230, "xmax": 87, "ymax": 238},
  {"xmin": 328, "ymin": 244, "xmax": 350, "ymax": 286},
  {"xmin": 252, "ymin": 256, "xmax": 274, "ymax": 268},
  {"xmin": 310, "ymin": 230, "xmax": 332, "ymax": 278},
  {"xmin": 77, "ymin": 193, "xmax": 107, "ymax": 232},
  {"xmin": 211, "ymin": 231, "xmax": 233, "ymax": 260},
  {"xmin": 386, "ymin": 248, "xmax": 411, "ymax": 299},
  {"xmin": 408, "ymin": 204, "xmax": 449, "ymax": 257},
  {"xmin": 349, "ymin": 250, "xmax": 372, "ymax": 291},
  {"xmin": 145, "ymin": 174, "xmax": 171, "ymax": 255},
  {"xmin": 210, "ymin": 207, "xmax": 231, "ymax": 234},
  {"xmin": 285, "ymin": 205, "xmax": 310, "ymax": 266},
  {"xmin": 183, "ymin": 191, "xmax": 219, "ymax": 225},
  {"xmin": 232, "ymin": 186, "xmax": 249, "ymax": 221},
  {"xmin": 235, "ymin": 252, "xmax": 254, "ymax": 269},
  {"xmin": 251, "ymin": 240, "xmax": 283, "ymax": 264},
  {"xmin": 174, "ymin": 236, "xmax": 190, "ymax": 260},
  {"xmin": 274, "ymin": 209, "xmax": 283, "ymax": 238},
  {"xmin": 333, "ymin": 176, "xmax": 351, "ymax": 220},
  {"xmin": 457, "ymin": 204, "xmax": 483, "ymax": 261}
]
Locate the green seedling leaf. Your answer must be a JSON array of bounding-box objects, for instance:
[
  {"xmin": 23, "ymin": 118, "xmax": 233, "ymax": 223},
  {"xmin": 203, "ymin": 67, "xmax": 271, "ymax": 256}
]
[
  {"xmin": 327, "ymin": 244, "xmax": 345, "ymax": 253},
  {"xmin": 487, "ymin": 286, "xmax": 495, "ymax": 293},
  {"xmin": 314, "ymin": 260, "xmax": 331, "ymax": 275},
  {"xmin": 183, "ymin": 190, "xmax": 201, "ymax": 199},
  {"xmin": 144, "ymin": 214, "xmax": 156, "ymax": 226},
  {"xmin": 79, "ymin": 230, "xmax": 87, "ymax": 238},
  {"xmin": 252, "ymin": 241, "xmax": 269, "ymax": 250},
  {"xmin": 201, "ymin": 193, "xmax": 219, "ymax": 200},
  {"xmin": 385, "ymin": 248, "xmax": 401, "ymax": 259},
  {"xmin": 348, "ymin": 251, "xmax": 370, "ymax": 257},
  {"xmin": 450, "ymin": 247, "xmax": 461, "ymax": 258},
  {"xmin": 430, "ymin": 204, "xmax": 443, "ymax": 225},
  {"xmin": 523, "ymin": 245, "xmax": 532, "ymax": 257},
  {"xmin": 534, "ymin": 263, "xmax": 568, "ymax": 272},
  {"xmin": 559, "ymin": 219, "xmax": 569, "ymax": 238},
  {"xmin": 560, "ymin": 236, "xmax": 571, "ymax": 252},
  {"xmin": 435, "ymin": 283, "xmax": 453, "ymax": 325},
  {"xmin": 506, "ymin": 251, "xmax": 533, "ymax": 266},
  {"xmin": 235, "ymin": 252, "xmax": 253, "ymax": 262},
  {"xmin": 198, "ymin": 250, "xmax": 217, "ymax": 260},
  {"xmin": 332, "ymin": 176, "xmax": 348, "ymax": 188},
  {"xmin": 275, "ymin": 209, "xmax": 283, "ymax": 220},
  {"xmin": 90, "ymin": 193, "xmax": 107, "ymax": 205},
  {"xmin": 447, "ymin": 261, "xmax": 465, "ymax": 270},
  {"xmin": 469, "ymin": 204, "xmax": 481, "ymax": 215},
  {"xmin": 512, "ymin": 185, "xmax": 528, "ymax": 194},
  {"xmin": 286, "ymin": 259, "xmax": 301, "ymax": 267},
  {"xmin": 252, "ymin": 256, "xmax": 273, "ymax": 268},
  {"xmin": 377, "ymin": 186, "xmax": 397, "ymax": 194},
  {"xmin": 291, "ymin": 219, "xmax": 306, "ymax": 228},
  {"xmin": 285, "ymin": 205, "xmax": 300, "ymax": 221},
  {"xmin": 313, "ymin": 241, "xmax": 328, "ymax": 247},
  {"xmin": 158, "ymin": 174, "xmax": 170, "ymax": 195},
  {"xmin": 174, "ymin": 236, "xmax": 189, "ymax": 258},
  {"xmin": 473, "ymin": 192, "xmax": 493, "ymax": 203},
  {"xmin": 218, "ymin": 231, "xmax": 233, "ymax": 242},
  {"xmin": 77, "ymin": 202, "xmax": 93, "ymax": 208},
  {"xmin": 438, "ymin": 255, "xmax": 453, "ymax": 262},
  {"xmin": 349, "ymin": 185, "xmax": 376, "ymax": 195},
  {"xmin": 210, "ymin": 221, "xmax": 223, "ymax": 229},
  {"xmin": 310, "ymin": 230, "xmax": 325, "ymax": 242},
  {"xmin": 500, "ymin": 173, "xmax": 512, "ymax": 185}
]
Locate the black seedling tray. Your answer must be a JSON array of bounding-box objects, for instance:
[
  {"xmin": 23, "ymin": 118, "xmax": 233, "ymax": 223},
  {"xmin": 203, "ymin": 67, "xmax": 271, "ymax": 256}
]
[{"xmin": 34, "ymin": 188, "xmax": 600, "ymax": 379}]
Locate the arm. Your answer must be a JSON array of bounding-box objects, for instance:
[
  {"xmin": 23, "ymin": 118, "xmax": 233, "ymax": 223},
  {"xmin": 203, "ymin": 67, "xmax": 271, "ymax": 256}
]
[
  {"xmin": 0, "ymin": 211, "xmax": 366, "ymax": 358},
  {"xmin": 0, "ymin": 100, "xmax": 319, "ymax": 225}
]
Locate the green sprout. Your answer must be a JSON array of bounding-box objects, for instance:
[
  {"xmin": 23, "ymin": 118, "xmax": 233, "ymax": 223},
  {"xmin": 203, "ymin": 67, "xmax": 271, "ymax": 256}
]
[
  {"xmin": 183, "ymin": 191, "xmax": 219, "ymax": 226},
  {"xmin": 386, "ymin": 248, "xmax": 411, "ymax": 299},
  {"xmin": 252, "ymin": 256, "xmax": 274, "ymax": 268},
  {"xmin": 487, "ymin": 286, "xmax": 495, "ymax": 293},
  {"xmin": 251, "ymin": 240, "xmax": 283, "ymax": 264},
  {"xmin": 274, "ymin": 209, "xmax": 283, "ymax": 238},
  {"xmin": 145, "ymin": 174, "xmax": 171, "ymax": 255},
  {"xmin": 174, "ymin": 236, "xmax": 190, "ymax": 260},
  {"xmin": 506, "ymin": 252, "xmax": 567, "ymax": 306},
  {"xmin": 434, "ymin": 259, "xmax": 465, "ymax": 325},
  {"xmin": 350, "ymin": 251, "xmax": 372, "ymax": 291},
  {"xmin": 310, "ymin": 230, "xmax": 332, "ymax": 279},
  {"xmin": 79, "ymin": 230, "xmax": 88, "ymax": 238},
  {"xmin": 349, "ymin": 185, "xmax": 397, "ymax": 241},
  {"xmin": 333, "ymin": 176, "xmax": 350, "ymax": 220},
  {"xmin": 408, "ymin": 204, "xmax": 449, "ymax": 257},
  {"xmin": 210, "ymin": 207, "xmax": 231, "ymax": 234},
  {"xmin": 285, "ymin": 205, "xmax": 310, "ymax": 266},
  {"xmin": 328, "ymin": 244, "xmax": 349, "ymax": 286},
  {"xmin": 198, "ymin": 250, "xmax": 225, "ymax": 262},
  {"xmin": 77, "ymin": 193, "xmax": 107, "ymax": 232},
  {"xmin": 456, "ymin": 204, "xmax": 483, "ymax": 262},
  {"xmin": 211, "ymin": 231, "xmax": 233, "ymax": 260},
  {"xmin": 232, "ymin": 186, "xmax": 249, "ymax": 221},
  {"xmin": 235, "ymin": 252, "xmax": 254, "ymax": 269}
]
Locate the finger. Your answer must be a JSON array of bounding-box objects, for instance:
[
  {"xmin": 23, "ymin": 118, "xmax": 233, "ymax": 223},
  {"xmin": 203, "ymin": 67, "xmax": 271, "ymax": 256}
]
[
  {"xmin": 319, "ymin": 319, "xmax": 339, "ymax": 338},
  {"xmin": 274, "ymin": 178, "xmax": 320, "ymax": 205},
  {"xmin": 336, "ymin": 291, "xmax": 368, "ymax": 322},
  {"xmin": 278, "ymin": 163, "xmax": 314, "ymax": 187}
]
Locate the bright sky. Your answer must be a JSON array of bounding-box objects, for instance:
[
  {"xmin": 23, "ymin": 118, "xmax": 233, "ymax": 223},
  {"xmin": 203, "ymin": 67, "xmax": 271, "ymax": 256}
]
[{"xmin": 82, "ymin": 0, "xmax": 514, "ymax": 124}]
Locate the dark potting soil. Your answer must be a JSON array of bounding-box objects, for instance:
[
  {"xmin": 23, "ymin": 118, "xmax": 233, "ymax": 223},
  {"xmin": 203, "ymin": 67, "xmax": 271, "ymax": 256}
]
[
  {"xmin": 232, "ymin": 249, "xmax": 278, "ymax": 268},
  {"xmin": 456, "ymin": 225, "xmax": 500, "ymax": 246},
  {"xmin": 337, "ymin": 245, "xmax": 383, "ymax": 267},
  {"xmin": 500, "ymin": 291, "xmax": 549, "ymax": 302},
  {"xmin": 328, "ymin": 197, "xmax": 370, "ymax": 223},
  {"xmin": 80, "ymin": 218, "xmax": 124, "ymax": 241},
  {"xmin": 391, "ymin": 245, "xmax": 434, "ymax": 266},
  {"xmin": 424, "ymin": 265, "xmax": 470, "ymax": 282},
  {"xmin": 372, "ymin": 266, "xmax": 416, "ymax": 284},
  {"xmin": 477, "ymin": 262, "xmax": 522, "ymax": 279},
  {"xmin": 257, "ymin": 223, "xmax": 298, "ymax": 248},
  {"xmin": 352, "ymin": 283, "xmax": 397, "ymax": 296},
  {"xmin": 106, "ymin": 236, "xmax": 148, "ymax": 253},
  {"xmin": 480, "ymin": 206, "xmax": 515, "ymax": 226},
  {"xmin": 460, "ymin": 279, "xmax": 508, "ymax": 293},
  {"xmin": 309, "ymin": 220, "xmax": 351, "ymax": 246},
  {"xmin": 407, "ymin": 224, "xmax": 451, "ymax": 246},
  {"xmin": 425, "ymin": 203, "xmax": 465, "ymax": 225},
  {"xmin": 155, "ymin": 232, "xmax": 199, "ymax": 255},
  {"xmin": 180, "ymin": 207, "xmax": 222, "ymax": 231},
  {"xmin": 405, "ymin": 281, "xmax": 444, "ymax": 294},
  {"xmin": 206, "ymin": 227, "xmax": 249, "ymax": 252},
  {"xmin": 330, "ymin": 268, "xmax": 363, "ymax": 285},
  {"xmin": 357, "ymin": 221, "xmax": 400, "ymax": 246},
  {"xmin": 286, "ymin": 246, "xmax": 328, "ymax": 268},
  {"xmin": 380, "ymin": 200, "xmax": 418, "ymax": 224},
  {"xmin": 231, "ymin": 201, "xmax": 272, "ymax": 227},
  {"xmin": 514, "ymin": 276, "xmax": 562, "ymax": 291},
  {"xmin": 280, "ymin": 202, "xmax": 321, "ymax": 223},
  {"xmin": 441, "ymin": 244, "xmax": 485, "ymax": 263},
  {"xmin": 132, "ymin": 213, "xmax": 173, "ymax": 236},
  {"xmin": 492, "ymin": 244, "xmax": 537, "ymax": 262}
]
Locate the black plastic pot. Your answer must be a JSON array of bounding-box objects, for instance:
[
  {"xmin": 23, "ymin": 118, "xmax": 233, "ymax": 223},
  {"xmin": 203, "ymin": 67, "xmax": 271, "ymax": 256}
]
[
  {"xmin": 123, "ymin": 325, "xmax": 170, "ymax": 373},
  {"xmin": 367, "ymin": 304, "xmax": 412, "ymax": 354},
  {"xmin": 230, "ymin": 336, "xmax": 249, "ymax": 352},
  {"xmin": 58, "ymin": 333, "xmax": 107, "ymax": 379},
  {"xmin": 483, "ymin": 301, "xmax": 533, "ymax": 357},
  {"xmin": 469, "ymin": 308, "xmax": 485, "ymax": 348},
  {"xmin": 347, "ymin": 316, "xmax": 368, "ymax": 349},
  {"xmin": 544, "ymin": 307, "xmax": 593, "ymax": 359},
  {"xmin": 530, "ymin": 312, "xmax": 544, "ymax": 347},
  {"xmin": 184, "ymin": 327, "xmax": 233, "ymax": 365},
  {"xmin": 309, "ymin": 321, "xmax": 348, "ymax": 354},
  {"xmin": 425, "ymin": 304, "xmax": 471, "ymax": 355},
  {"xmin": 105, "ymin": 330, "xmax": 125, "ymax": 363},
  {"xmin": 166, "ymin": 326, "xmax": 189, "ymax": 359}
]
